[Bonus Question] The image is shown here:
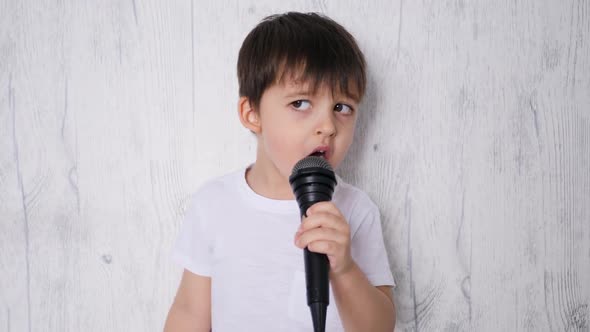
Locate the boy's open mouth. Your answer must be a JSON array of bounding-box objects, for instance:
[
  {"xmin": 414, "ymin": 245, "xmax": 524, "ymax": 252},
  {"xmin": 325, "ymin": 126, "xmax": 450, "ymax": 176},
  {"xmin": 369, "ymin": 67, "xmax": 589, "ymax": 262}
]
[
  {"xmin": 310, "ymin": 150, "xmax": 328, "ymax": 160},
  {"xmin": 309, "ymin": 151, "xmax": 327, "ymax": 159},
  {"xmin": 308, "ymin": 145, "xmax": 330, "ymax": 160}
]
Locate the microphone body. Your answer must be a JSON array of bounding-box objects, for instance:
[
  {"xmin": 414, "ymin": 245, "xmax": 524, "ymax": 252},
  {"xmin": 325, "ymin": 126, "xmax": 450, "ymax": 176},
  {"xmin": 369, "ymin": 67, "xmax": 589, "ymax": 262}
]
[{"xmin": 289, "ymin": 156, "xmax": 337, "ymax": 332}]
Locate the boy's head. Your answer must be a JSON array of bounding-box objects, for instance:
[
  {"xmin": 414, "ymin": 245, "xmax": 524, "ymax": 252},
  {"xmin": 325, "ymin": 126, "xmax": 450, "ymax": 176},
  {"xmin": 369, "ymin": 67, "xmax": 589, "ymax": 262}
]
[
  {"xmin": 237, "ymin": 12, "xmax": 366, "ymax": 110},
  {"xmin": 237, "ymin": 12, "xmax": 367, "ymax": 179}
]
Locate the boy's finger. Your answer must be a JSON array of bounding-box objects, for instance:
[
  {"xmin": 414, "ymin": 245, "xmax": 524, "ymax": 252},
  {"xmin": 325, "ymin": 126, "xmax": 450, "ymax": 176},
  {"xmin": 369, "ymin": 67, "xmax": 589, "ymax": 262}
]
[
  {"xmin": 306, "ymin": 201, "xmax": 343, "ymax": 218},
  {"xmin": 295, "ymin": 226, "xmax": 348, "ymax": 249},
  {"xmin": 306, "ymin": 240, "xmax": 343, "ymax": 257},
  {"xmin": 300, "ymin": 212, "xmax": 347, "ymax": 232}
]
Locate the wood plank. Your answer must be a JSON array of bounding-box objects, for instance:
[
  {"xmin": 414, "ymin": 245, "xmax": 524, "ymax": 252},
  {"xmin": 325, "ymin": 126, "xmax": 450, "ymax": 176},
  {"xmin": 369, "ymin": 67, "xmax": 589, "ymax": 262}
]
[{"xmin": 0, "ymin": 61, "xmax": 31, "ymax": 332}]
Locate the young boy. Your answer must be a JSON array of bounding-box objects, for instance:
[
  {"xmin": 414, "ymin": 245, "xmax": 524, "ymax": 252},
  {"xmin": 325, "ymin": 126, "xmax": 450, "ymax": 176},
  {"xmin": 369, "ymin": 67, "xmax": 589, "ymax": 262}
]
[{"xmin": 164, "ymin": 12, "xmax": 396, "ymax": 331}]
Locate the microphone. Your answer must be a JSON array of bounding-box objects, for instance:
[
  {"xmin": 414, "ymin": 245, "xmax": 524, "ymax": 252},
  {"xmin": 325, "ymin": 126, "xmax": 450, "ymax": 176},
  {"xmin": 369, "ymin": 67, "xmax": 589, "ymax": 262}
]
[{"xmin": 289, "ymin": 156, "xmax": 337, "ymax": 332}]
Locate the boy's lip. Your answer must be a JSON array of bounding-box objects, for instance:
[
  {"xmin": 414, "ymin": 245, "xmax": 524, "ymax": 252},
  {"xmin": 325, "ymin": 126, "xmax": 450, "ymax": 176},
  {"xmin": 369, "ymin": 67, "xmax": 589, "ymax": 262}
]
[{"xmin": 308, "ymin": 145, "xmax": 331, "ymax": 160}]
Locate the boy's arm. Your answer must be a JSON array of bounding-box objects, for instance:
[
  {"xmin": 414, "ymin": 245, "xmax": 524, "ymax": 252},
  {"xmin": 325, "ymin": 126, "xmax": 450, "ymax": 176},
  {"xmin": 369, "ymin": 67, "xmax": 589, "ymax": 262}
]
[
  {"xmin": 331, "ymin": 263, "xmax": 395, "ymax": 331},
  {"xmin": 164, "ymin": 269, "xmax": 212, "ymax": 332},
  {"xmin": 295, "ymin": 201, "xmax": 396, "ymax": 331}
]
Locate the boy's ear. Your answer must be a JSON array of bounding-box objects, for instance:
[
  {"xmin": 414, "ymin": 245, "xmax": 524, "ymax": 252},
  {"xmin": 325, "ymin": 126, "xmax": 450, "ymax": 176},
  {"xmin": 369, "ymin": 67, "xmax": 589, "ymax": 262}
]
[{"xmin": 238, "ymin": 97, "xmax": 261, "ymax": 134}]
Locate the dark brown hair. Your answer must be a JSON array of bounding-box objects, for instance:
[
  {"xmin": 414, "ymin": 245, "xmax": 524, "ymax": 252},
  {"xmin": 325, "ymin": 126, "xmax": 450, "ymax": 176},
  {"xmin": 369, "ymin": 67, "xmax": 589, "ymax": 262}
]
[{"xmin": 237, "ymin": 12, "xmax": 366, "ymax": 109}]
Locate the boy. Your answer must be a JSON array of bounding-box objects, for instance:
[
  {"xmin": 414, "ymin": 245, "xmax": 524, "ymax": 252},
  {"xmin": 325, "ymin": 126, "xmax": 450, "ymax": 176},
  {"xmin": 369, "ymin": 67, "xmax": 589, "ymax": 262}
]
[{"xmin": 164, "ymin": 12, "xmax": 396, "ymax": 331}]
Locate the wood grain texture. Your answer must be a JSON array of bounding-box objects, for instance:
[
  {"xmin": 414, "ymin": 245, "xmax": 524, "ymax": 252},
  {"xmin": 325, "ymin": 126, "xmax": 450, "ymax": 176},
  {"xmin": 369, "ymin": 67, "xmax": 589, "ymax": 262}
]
[{"xmin": 0, "ymin": 0, "xmax": 588, "ymax": 331}]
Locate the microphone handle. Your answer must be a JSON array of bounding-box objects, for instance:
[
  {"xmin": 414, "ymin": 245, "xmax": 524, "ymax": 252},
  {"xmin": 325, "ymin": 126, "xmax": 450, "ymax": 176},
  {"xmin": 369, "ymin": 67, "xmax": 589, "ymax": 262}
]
[
  {"xmin": 301, "ymin": 201, "xmax": 330, "ymax": 307},
  {"xmin": 304, "ymin": 247, "xmax": 330, "ymax": 305},
  {"xmin": 301, "ymin": 205, "xmax": 329, "ymax": 332}
]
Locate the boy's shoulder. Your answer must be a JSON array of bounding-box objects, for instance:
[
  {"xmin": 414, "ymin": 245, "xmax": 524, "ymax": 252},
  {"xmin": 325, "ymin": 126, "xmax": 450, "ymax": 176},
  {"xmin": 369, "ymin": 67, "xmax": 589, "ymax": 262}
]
[
  {"xmin": 336, "ymin": 174, "xmax": 377, "ymax": 204},
  {"xmin": 334, "ymin": 175, "xmax": 380, "ymax": 220},
  {"xmin": 188, "ymin": 167, "xmax": 245, "ymax": 204}
]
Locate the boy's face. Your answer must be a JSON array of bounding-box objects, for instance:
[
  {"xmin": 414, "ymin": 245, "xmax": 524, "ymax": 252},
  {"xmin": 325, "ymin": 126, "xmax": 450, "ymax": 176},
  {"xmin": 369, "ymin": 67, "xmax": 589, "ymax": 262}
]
[{"xmin": 252, "ymin": 78, "xmax": 359, "ymax": 180}]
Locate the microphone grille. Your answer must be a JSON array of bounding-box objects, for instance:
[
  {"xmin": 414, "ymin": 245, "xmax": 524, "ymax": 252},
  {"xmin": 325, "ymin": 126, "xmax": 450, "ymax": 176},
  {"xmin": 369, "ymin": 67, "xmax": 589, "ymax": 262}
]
[{"xmin": 291, "ymin": 156, "xmax": 334, "ymax": 175}]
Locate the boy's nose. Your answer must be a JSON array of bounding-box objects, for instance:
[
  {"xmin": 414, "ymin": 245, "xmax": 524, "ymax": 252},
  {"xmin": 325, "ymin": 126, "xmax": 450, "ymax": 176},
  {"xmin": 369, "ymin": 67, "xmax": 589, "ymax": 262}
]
[{"xmin": 315, "ymin": 113, "xmax": 337, "ymax": 137}]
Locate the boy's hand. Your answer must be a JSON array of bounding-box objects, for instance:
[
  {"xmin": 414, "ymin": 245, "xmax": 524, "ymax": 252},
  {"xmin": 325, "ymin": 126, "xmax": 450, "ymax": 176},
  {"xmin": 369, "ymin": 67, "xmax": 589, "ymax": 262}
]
[{"xmin": 294, "ymin": 201, "xmax": 353, "ymax": 276}]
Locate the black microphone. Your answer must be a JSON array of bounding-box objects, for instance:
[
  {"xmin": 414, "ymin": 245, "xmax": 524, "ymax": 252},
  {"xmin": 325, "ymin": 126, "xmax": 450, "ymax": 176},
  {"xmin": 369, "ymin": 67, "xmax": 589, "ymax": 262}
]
[{"xmin": 289, "ymin": 156, "xmax": 337, "ymax": 332}]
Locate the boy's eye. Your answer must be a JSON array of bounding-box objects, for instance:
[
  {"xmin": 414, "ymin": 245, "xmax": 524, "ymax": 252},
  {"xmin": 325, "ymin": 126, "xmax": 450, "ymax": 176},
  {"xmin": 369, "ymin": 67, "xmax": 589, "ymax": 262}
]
[
  {"xmin": 334, "ymin": 103, "xmax": 354, "ymax": 115},
  {"xmin": 291, "ymin": 100, "xmax": 311, "ymax": 111}
]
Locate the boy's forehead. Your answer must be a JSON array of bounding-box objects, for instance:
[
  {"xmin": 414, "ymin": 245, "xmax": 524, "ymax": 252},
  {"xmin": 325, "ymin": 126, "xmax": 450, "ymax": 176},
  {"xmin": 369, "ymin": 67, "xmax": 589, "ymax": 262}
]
[
  {"xmin": 277, "ymin": 76, "xmax": 358, "ymax": 101},
  {"xmin": 281, "ymin": 77, "xmax": 313, "ymax": 92},
  {"xmin": 275, "ymin": 67, "xmax": 311, "ymax": 88}
]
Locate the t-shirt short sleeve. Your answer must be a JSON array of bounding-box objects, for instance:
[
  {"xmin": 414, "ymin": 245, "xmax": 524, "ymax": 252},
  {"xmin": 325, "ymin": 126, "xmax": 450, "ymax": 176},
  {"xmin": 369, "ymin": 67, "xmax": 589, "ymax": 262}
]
[
  {"xmin": 170, "ymin": 194, "xmax": 212, "ymax": 277},
  {"xmin": 351, "ymin": 200, "xmax": 396, "ymax": 288}
]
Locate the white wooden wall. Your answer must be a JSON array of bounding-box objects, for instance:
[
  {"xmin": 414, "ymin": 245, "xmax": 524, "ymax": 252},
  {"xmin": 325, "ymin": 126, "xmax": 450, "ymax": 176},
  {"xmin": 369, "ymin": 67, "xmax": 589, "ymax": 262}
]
[{"xmin": 1, "ymin": 1, "xmax": 589, "ymax": 331}]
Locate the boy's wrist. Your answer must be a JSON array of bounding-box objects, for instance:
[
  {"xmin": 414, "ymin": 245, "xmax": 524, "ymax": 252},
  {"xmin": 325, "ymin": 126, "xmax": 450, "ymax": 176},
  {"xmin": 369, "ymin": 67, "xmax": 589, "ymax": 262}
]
[{"xmin": 329, "ymin": 260, "xmax": 359, "ymax": 283}]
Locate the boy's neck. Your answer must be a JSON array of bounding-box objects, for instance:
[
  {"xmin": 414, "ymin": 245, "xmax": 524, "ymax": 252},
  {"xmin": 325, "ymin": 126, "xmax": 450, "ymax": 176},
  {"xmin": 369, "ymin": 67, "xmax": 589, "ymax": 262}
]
[{"xmin": 245, "ymin": 162, "xmax": 295, "ymax": 201}]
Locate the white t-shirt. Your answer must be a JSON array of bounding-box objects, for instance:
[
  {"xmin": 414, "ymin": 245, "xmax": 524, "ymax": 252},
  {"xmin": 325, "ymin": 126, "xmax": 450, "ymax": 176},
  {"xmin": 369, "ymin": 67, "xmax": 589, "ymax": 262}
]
[{"xmin": 171, "ymin": 165, "xmax": 395, "ymax": 331}]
